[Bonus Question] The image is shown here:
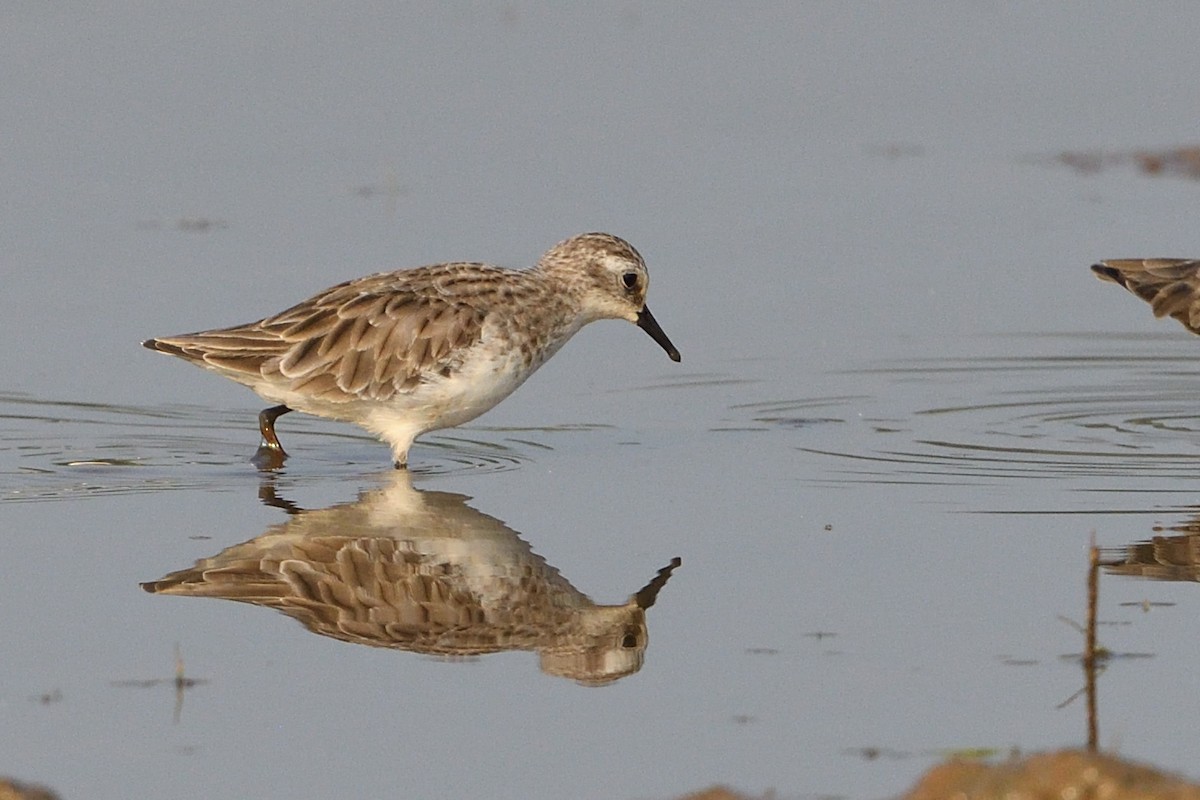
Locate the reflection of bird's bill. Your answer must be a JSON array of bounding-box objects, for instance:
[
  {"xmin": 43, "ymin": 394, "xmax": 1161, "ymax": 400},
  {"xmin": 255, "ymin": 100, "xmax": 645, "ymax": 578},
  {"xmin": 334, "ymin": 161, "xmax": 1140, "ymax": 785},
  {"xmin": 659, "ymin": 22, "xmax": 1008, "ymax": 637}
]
[
  {"xmin": 637, "ymin": 305, "xmax": 681, "ymax": 362},
  {"xmin": 633, "ymin": 557, "xmax": 683, "ymax": 609}
]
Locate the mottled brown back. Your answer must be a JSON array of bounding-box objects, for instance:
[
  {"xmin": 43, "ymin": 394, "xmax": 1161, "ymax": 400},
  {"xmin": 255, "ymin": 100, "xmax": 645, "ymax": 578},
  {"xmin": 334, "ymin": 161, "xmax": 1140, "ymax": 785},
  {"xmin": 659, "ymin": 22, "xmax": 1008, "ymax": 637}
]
[{"xmin": 142, "ymin": 263, "xmax": 542, "ymax": 402}]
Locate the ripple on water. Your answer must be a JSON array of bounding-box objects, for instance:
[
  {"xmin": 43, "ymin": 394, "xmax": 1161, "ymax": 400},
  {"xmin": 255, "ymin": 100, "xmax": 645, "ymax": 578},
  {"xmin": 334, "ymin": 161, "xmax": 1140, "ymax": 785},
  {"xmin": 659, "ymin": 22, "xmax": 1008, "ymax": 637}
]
[
  {"xmin": 0, "ymin": 394, "xmax": 589, "ymax": 502},
  {"xmin": 736, "ymin": 353, "xmax": 1200, "ymax": 487},
  {"xmin": 408, "ymin": 428, "xmax": 569, "ymax": 478}
]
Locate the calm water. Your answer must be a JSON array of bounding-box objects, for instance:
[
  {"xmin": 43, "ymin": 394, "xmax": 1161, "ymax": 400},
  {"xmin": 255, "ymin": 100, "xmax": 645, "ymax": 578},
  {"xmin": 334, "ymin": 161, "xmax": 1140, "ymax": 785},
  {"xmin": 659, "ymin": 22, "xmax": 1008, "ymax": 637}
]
[{"xmin": 5, "ymin": 4, "xmax": 1200, "ymax": 799}]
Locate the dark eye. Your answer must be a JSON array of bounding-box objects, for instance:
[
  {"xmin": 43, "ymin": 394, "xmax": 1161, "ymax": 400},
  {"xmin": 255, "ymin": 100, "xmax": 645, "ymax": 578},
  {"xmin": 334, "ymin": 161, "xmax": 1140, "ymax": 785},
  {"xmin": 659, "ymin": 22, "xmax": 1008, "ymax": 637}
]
[{"xmin": 621, "ymin": 272, "xmax": 639, "ymax": 290}]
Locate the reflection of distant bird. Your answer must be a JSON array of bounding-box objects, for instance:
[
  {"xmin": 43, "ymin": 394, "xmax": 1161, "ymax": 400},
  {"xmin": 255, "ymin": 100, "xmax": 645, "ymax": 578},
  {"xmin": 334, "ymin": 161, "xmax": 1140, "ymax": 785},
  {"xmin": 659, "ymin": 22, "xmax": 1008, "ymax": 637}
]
[
  {"xmin": 143, "ymin": 472, "xmax": 680, "ymax": 686},
  {"xmin": 1104, "ymin": 529, "xmax": 1200, "ymax": 582},
  {"xmin": 0, "ymin": 777, "xmax": 60, "ymax": 800},
  {"xmin": 1092, "ymin": 259, "xmax": 1200, "ymax": 334}
]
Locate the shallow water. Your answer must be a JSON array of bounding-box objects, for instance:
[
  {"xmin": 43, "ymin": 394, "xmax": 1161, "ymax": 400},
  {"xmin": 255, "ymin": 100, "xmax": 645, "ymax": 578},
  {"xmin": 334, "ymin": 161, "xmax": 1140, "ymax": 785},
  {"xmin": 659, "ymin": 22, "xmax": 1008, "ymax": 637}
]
[{"xmin": 6, "ymin": 5, "xmax": 1200, "ymax": 800}]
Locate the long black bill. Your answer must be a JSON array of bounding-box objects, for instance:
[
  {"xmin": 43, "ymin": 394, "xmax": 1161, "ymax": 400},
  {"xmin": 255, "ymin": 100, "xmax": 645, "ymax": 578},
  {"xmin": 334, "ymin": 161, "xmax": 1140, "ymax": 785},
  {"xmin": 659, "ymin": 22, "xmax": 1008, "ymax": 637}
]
[{"xmin": 636, "ymin": 305, "xmax": 681, "ymax": 362}]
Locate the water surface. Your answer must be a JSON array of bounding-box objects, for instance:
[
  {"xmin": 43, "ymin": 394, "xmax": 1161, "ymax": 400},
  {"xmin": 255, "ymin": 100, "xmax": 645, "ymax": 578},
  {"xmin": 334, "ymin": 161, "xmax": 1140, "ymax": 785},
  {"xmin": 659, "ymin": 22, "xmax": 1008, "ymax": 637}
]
[{"xmin": 5, "ymin": 4, "xmax": 1200, "ymax": 799}]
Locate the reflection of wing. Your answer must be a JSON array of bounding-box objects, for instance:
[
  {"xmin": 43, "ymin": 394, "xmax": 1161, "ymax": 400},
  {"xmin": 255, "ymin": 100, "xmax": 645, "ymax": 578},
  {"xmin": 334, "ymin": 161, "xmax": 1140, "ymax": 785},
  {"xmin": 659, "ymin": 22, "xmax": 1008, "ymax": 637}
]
[
  {"xmin": 142, "ymin": 473, "xmax": 580, "ymax": 654},
  {"xmin": 146, "ymin": 535, "xmax": 507, "ymax": 654},
  {"xmin": 1092, "ymin": 259, "xmax": 1200, "ymax": 334},
  {"xmin": 143, "ymin": 473, "xmax": 680, "ymax": 684},
  {"xmin": 143, "ymin": 263, "xmax": 497, "ymax": 401}
]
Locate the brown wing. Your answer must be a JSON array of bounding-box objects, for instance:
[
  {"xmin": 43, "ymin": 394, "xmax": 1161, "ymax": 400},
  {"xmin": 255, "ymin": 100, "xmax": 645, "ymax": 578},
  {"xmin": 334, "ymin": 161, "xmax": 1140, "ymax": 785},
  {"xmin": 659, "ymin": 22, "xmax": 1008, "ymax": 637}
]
[
  {"xmin": 1092, "ymin": 259, "xmax": 1200, "ymax": 335},
  {"xmin": 144, "ymin": 265, "xmax": 493, "ymax": 402}
]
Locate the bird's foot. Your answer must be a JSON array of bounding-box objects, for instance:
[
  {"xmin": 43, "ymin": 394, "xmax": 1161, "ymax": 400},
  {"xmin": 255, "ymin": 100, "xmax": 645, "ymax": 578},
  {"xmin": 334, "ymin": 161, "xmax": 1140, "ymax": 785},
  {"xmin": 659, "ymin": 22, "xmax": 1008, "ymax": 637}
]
[{"xmin": 252, "ymin": 441, "xmax": 288, "ymax": 471}]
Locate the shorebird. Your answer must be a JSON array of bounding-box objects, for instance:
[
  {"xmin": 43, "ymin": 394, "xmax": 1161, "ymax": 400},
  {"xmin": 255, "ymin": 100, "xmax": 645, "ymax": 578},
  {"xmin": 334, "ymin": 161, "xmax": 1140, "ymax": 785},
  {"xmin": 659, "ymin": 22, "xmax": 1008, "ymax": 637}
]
[
  {"xmin": 144, "ymin": 233, "xmax": 680, "ymax": 467},
  {"xmin": 1091, "ymin": 258, "xmax": 1200, "ymax": 334}
]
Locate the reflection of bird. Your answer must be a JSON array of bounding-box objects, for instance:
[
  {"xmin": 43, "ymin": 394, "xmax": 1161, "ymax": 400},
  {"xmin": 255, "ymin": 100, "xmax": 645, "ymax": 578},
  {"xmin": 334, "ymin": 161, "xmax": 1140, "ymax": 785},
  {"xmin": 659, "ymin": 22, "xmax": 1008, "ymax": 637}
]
[
  {"xmin": 143, "ymin": 233, "xmax": 680, "ymax": 468},
  {"xmin": 1104, "ymin": 530, "xmax": 1200, "ymax": 582},
  {"xmin": 143, "ymin": 472, "xmax": 680, "ymax": 686},
  {"xmin": 1092, "ymin": 259, "xmax": 1200, "ymax": 334}
]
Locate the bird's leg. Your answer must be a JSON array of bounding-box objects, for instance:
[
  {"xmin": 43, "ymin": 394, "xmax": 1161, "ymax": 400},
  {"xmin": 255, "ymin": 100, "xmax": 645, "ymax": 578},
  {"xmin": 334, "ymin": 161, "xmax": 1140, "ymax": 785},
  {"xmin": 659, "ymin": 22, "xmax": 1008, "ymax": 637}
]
[
  {"xmin": 252, "ymin": 405, "xmax": 292, "ymax": 469},
  {"xmin": 392, "ymin": 445, "xmax": 409, "ymax": 470},
  {"xmin": 258, "ymin": 405, "xmax": 292, "ymax": 450}
]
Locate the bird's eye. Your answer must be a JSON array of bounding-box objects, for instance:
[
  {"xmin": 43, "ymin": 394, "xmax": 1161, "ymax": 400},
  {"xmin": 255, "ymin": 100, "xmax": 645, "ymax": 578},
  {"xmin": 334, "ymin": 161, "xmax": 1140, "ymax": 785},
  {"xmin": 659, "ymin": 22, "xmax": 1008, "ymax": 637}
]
[{"xmin": 621, "ymin": 272, "xmax": 639, "ymax": 290}]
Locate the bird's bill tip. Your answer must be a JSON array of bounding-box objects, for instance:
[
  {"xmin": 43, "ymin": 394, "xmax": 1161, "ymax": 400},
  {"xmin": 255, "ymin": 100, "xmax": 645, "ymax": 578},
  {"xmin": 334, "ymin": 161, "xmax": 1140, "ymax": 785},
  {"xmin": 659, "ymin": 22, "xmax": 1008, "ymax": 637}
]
[{"xmin": 636, "ymin": 306, "xmax": 681, "ymax": 362}]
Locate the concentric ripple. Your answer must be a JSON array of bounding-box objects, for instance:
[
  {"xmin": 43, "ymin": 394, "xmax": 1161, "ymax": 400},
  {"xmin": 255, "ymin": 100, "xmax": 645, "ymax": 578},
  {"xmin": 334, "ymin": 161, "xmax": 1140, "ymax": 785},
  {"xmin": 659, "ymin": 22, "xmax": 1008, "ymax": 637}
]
[
  {"xmin": 408, "ymin": 426, "xmax": 600, "ymax": 478},
  {"xmin": 738, "ymin": 351, "xmax": 1200, "ymax": 486},
  {"xmin": 0, "ymin": 393, "xmax": 553, "ymax": 501}
]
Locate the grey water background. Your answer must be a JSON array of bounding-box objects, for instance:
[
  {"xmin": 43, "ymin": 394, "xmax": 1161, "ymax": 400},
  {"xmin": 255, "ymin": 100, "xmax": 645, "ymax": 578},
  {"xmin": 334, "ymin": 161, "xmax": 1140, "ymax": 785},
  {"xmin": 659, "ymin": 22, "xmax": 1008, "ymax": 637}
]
[{"xmin": 5, "ymin": 4, "xmax": 1200, "ymax": 798}]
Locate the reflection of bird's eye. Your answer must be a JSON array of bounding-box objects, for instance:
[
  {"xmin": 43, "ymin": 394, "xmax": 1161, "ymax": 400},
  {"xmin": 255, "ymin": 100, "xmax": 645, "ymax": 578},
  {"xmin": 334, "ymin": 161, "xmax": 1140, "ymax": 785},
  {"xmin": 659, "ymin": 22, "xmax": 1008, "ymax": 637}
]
[{"xmin": 621, "ymin": 272, "xmax": 639, "ymax": 290}]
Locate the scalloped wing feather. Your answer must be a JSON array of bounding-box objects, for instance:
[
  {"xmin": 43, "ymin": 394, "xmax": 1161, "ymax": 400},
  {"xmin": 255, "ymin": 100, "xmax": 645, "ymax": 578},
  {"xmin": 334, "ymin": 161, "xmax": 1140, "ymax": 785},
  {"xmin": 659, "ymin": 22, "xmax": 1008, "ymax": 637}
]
[{"xmin": 147, "ymin": 266, "xmax": 496, "ymax": 402}]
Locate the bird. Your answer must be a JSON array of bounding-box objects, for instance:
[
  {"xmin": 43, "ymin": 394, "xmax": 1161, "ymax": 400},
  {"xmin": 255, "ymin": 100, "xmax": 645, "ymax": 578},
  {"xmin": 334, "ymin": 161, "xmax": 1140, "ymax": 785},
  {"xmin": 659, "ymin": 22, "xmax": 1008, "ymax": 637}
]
[
  {"xmin": 143, "ymin": 232, "xmax": 680, "ymax": 468},
  {"xmin": 1091, "ymin": 258, "xmax": 1200, "ymax": 334}
]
